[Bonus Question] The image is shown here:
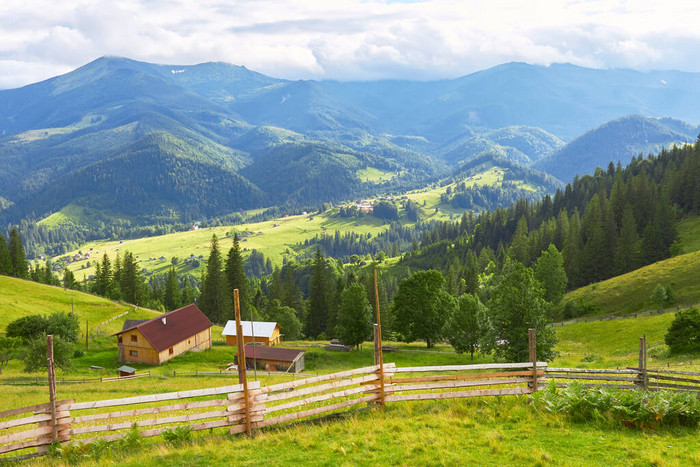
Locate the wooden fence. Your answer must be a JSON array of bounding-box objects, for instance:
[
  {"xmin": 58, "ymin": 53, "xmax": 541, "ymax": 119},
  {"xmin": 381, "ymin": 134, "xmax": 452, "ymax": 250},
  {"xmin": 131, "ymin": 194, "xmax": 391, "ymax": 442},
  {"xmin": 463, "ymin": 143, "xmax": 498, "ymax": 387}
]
[
  {"xmin": 0, "ymin": 372, "xmax": 151, "ymax": 386},
  {"xmin": 0, "ymin": 361, "xmax": 546, "ymax": 460}
]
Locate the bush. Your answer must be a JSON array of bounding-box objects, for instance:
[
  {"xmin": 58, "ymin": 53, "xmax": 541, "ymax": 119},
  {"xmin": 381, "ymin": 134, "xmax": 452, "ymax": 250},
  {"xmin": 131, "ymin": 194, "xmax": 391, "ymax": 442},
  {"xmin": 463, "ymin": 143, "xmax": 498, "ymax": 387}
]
[
  {"xmin": 532, "ymin": 381, "xmax": 700, "ymax": 429},
  {"xmin": 665, "ymin": 307, "xmax": 700, "ymax": 353},
  {"xmin": 73, "ymin": 349, "xmax": 85, "ymax": 358},
  {"xmin": 162, "ymin": 425, "xmax": 193, "ymax": 446}
]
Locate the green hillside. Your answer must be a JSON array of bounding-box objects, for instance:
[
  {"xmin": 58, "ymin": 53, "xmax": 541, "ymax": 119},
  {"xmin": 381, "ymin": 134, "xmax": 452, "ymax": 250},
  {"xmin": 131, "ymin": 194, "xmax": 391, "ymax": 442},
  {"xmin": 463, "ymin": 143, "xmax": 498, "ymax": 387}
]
[{"xmin": 0, "ymin": 276, "xmax": 159, "ymax": 336}]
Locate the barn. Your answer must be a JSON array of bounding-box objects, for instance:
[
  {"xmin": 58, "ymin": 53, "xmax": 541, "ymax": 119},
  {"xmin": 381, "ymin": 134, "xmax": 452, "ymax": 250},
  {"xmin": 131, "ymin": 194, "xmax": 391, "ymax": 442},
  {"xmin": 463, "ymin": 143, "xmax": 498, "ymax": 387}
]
[
  {"xmin": 221, "ymin": 320, "xmax": 281, "ymax": 346},
  {"xmin": 114, "ymin": 304, "xmax": 213, "ymax": 365},
  {"xmin": 236, "ymin": 344, "xmax": 305, "ymax": 373}
]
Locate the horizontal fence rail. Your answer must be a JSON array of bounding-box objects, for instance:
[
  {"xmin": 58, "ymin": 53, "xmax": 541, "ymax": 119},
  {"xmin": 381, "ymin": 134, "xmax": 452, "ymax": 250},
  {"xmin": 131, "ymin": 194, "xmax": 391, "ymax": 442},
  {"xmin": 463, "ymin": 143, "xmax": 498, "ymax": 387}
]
[{"xmin": 3, "ymin": 361, "xmax": 699, "ymax": 460}]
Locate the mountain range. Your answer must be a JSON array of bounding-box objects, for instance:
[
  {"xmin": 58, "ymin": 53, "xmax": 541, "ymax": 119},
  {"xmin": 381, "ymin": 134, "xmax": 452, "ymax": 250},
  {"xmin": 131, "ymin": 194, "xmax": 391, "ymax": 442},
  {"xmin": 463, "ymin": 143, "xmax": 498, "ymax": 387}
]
[{"xmin": 1, "ymin": 56, "xmax": 698, "ymax": 225}]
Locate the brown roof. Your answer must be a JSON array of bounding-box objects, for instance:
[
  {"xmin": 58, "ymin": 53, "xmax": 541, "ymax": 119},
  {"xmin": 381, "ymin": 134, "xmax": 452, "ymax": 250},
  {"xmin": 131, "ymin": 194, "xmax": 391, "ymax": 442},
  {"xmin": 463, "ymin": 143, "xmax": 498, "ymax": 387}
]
[
  {"xmin": 240, "ymin": 345, "xmax": 305, "ymax": 362},
  {"xmin": 114, "ymin": 304, "xmax": 212, "ymax": 352}
]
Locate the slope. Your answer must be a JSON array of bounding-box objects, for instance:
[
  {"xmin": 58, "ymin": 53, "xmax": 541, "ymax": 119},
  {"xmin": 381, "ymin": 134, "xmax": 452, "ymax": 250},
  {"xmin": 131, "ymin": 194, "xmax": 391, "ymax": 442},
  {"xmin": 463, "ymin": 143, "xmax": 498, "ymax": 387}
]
[
  {"xmin": 533, "ymin": 115, "xmax": 697, "ymax": 181},
  {"xmin": 0, "ymin": 275, "xmax": 159, "ymax": 336}
]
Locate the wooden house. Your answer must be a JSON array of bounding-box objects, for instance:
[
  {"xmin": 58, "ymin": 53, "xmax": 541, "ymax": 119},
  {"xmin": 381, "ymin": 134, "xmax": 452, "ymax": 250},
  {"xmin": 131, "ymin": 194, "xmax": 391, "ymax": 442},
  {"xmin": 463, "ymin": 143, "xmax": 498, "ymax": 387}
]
[
  {"xmin": 222, "ymin": 320, "xmax": 281, "ymax": 346},
  {"xmin": 236, "ymin": 344, "xmax": 305, "ymax": 373},
  {"xmin": 114, "ymin": 304, "xmax": 213, "ymax": 365}
]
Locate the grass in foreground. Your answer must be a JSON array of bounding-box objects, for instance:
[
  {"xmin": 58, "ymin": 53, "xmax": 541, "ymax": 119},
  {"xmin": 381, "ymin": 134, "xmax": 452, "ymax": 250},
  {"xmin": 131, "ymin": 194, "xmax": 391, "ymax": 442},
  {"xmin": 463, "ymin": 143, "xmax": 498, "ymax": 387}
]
[{"xmin": 36, "ymin": 397, "xmax": 700, "ymax": 466}]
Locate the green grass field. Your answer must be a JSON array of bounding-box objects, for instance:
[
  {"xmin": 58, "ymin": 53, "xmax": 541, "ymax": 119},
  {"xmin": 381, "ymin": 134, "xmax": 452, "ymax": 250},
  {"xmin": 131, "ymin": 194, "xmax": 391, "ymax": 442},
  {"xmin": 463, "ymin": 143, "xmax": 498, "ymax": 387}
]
[
  {"xmin": 562, "ymin": 250, "xmax": 700, "ymax": 316},
  {"xmin": 29, "ymin": 397, "xmax": 700, "ymax": 466}
]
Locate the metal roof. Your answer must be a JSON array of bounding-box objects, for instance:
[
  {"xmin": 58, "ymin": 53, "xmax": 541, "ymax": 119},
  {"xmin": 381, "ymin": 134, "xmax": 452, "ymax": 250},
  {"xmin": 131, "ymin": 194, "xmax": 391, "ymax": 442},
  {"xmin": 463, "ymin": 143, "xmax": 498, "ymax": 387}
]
[
  {"xmin": 114, "ymin": 304, "xmax": 213, "ymax": 352},
  {"xmin": 240, "ymin": 345, "xmax": 305, "ymax": 362},
  {"xmin": 117, "ymin": 365, "xmax": 136, "ymax": 373},
  {"xmin": 221, "ymin": 320, "xmax": 279, "ymax": 338},
  {"xmin": 121, "ymin": 319, "xmax": 148, "ymax": 332}
]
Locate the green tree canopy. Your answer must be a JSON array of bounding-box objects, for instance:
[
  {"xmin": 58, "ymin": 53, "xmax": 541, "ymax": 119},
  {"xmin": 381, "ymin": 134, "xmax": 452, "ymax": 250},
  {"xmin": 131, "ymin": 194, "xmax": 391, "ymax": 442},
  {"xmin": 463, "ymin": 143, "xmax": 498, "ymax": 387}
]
[
  {"xmin": 534, "ymin": 244, "xmax": 567, "ymax": 305},
  {"xmin": 335, "ymin": 282, "xmax": 373, "ymax": 351},
  {"xmin": 391, "ymin": 270, "xmax": 457, "ymax": 348},
  {"xmin": 199, "ymin": 234, "xmax": 231, "ymax": 324},
  {"xmin": 664, "ymin": 307, "xmax": 700, "ymax": 353},
  {"xmin": 486, "ymin": 260, "xmax": 558, "ymax": 362},
  {"xmin": 225, "ymin": 235, "xmax": 251, "ymax": 319},
  {"xmin": 8, "ymin": 229, "xmax": 28, "ymax": 279},
  {"xmin": 445, "ymin": 293, "xmax": 486, "ymax": 361},
  {"xmin": 265, "ymin": 299, "xmax": 303, "ymax": 341}
]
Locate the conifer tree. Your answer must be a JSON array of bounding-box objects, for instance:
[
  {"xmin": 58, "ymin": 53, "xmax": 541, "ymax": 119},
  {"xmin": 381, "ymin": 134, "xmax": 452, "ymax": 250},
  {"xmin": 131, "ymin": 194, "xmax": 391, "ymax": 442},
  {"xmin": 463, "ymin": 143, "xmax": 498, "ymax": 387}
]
[
  {"xmin": 563, "ymin": 208, "xmax": 583, "ymax": 288},
  {"xmin": 164, "ymin": 267, "xmax": 181, "ymax": 311},
  {"xmin": 613, "ymin": 204, "xmax": 640, "ymax": 275},
  {"xmin": 63, "ymin": 269, "xmax": 77, "ymax": 290},
  {"xmin": 307, "ymin": 249, "xmax": 329, "ymax": 338},
  {"xmin": 534, "ymin": 244, "xmax": 567, "ymax": 305},
  {"xmin": 199, "ymin": 235, "xmax": 231, "ymax": 324},
  {"xmin": 120, "ymin": 251, "xmax": 144, "ymax": 305},
  {"xmin": 225, "ymin": 235, "xmax": 251, "ymax": 319},
  {"xmin": 8, "ymin": 229, "xmax": 28, "ymax": 279},
  {"xmin": 0, "ymin": 234, "xmax": 12, "ymax": 275}
]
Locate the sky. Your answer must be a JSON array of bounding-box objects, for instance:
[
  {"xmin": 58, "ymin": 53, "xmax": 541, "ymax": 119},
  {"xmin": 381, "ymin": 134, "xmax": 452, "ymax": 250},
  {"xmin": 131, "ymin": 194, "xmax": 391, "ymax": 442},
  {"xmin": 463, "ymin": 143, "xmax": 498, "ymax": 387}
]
[{"xmin": 1, "ymin": 0, "xmax": 699, "ymax": 89}]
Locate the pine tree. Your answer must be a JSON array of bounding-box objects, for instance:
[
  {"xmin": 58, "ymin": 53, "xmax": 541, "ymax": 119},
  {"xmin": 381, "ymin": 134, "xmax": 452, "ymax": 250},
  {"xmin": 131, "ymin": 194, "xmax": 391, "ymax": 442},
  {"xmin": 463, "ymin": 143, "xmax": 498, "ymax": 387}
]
[
  {"xmin": 164, "ymin": 267, "xmax": 181, "ymax": 311},
  {"xmin": 534, "ymin": 244, "xmax": 567, "ymax": 305},
  {"xmin": 199, "ymin": 235, "xmax": 231, "ymax": 324},
  {"xmin": 508, "ymin": 216, "xmax": 529, "ymax": 264},
  {"xmin": 613, "ymin": 204, "xmax": 641, "ymax": 275},
  {"xmin": 563, "ymin": 208, "xmax": 583, "ymax": 288},
  {"xmin": 0, "ymin": 234, "xmax": 12, "ymax": 275},
  {"xmin": 63, "ymin": 269, "xmax": 77, "ymax": 290},
  {"xmin": 225, "ymin": 235, "xmax": 251, "ymax": 319},
  {"xmin": 120, "ymin": 251, "xmax": 144, "ymax": 305},
  {"xmin": 182, "ymin": 276, "xmax": 194, "ymax": 305},
  {"xmin": 8, "ymin": 229, "xmax": 28, "ymax": 279},
  {"xmin": 307, "ymin": 249, "xmax": 329, "ymax": 338}
]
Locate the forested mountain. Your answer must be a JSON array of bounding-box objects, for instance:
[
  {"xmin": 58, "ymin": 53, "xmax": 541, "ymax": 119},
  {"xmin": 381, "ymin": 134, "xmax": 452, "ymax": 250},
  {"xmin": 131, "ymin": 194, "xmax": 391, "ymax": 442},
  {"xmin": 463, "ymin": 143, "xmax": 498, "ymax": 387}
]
[
  {"xmin": 399, "ymin": 141, "xmax": 700, "ymax": 295},
  {"xmin": 533, "ymin": 115, "xmax": 699, "ymax": 181},
  {"xmin": 1, "ymin": 57, "xmax": 700, "ymax": 233}
]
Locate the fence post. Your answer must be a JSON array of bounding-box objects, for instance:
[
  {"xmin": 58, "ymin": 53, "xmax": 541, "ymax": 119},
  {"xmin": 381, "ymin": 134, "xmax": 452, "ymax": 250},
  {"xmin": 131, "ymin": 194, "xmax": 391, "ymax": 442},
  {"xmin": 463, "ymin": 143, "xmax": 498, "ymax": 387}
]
[
  {"xmin": 643, "ymin": 334, "xmax": 648, "ymax": 390},
  {"xmin": 37, "ymin": 335, "xmax": 58, "ymax": 455},
  {"xmin": 233, "ymin": 289, "xmax": 252, "ymax": 436},
  {"xmin": 374, "ymin": 269, "xmax": 386, "ymax": 409},
  {"xmin": 373, "ymin": 324, "xmax": 380, "ymax": 366},
  {"xmin": 528, "ymin": 329, "xmax": 537, "ymax": 392}
]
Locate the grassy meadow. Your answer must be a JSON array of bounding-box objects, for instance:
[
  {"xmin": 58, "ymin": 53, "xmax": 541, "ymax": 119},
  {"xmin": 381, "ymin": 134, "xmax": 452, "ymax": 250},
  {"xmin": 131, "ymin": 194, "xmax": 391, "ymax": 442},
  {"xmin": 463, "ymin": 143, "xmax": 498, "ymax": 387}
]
[{"xmin": 27, "ymin": 397, "xmax": 700, "ymax": 466}]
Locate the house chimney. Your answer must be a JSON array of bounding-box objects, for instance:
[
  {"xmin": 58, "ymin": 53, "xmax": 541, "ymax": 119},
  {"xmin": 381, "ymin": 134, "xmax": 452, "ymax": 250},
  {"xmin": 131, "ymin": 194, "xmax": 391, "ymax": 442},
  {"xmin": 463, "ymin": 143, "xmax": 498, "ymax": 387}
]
[{"xmin": 162, "ymin": 317, "xmax": 166, "ymax": 325}]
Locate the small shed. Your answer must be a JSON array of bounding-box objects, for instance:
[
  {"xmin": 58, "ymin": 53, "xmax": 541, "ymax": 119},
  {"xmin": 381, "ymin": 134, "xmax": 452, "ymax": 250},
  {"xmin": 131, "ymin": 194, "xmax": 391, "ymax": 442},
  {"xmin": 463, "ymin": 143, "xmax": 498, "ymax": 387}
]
[
  {"xmin": 118, "ymin": 365, "xmax": 136, "ymax": 377},
  {"xmin": 236, "ymin": 345, "xmax": 305, "ymax": 373},
  {"xmin": 222, "ymin": 321, "xmax": 281, "ymax": 346}
]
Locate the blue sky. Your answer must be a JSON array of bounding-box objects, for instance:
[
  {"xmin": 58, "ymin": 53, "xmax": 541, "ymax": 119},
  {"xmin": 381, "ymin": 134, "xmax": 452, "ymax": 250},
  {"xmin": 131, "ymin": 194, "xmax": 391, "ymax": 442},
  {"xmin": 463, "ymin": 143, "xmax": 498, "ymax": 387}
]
[{"xmin": 1, "ymin": 0, "xmax": 699, "ymax": 89}]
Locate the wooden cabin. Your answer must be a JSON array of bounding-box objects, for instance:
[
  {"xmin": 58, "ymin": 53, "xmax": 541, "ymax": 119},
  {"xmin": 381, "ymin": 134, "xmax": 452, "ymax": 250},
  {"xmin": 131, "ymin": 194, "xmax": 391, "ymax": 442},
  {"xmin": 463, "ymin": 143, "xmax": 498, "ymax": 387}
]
[
  {"xmin": 114, "ymin": 304, "xmax": 213, "ymax": 365},
  {"xmin": 222, "ymin": 321, "xmax": 281, "ymax": 346},
  {"xmin": 236, "ymin": 344, "xmax": 305, "ymax": 373}
]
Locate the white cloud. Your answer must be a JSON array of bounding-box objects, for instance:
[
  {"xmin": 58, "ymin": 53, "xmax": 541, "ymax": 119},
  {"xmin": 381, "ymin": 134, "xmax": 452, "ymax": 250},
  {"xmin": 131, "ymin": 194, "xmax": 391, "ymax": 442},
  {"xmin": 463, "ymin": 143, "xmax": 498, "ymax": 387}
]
[{"xmin": 0, "ymin": 0, "xmax": 699, "ymax": 88}]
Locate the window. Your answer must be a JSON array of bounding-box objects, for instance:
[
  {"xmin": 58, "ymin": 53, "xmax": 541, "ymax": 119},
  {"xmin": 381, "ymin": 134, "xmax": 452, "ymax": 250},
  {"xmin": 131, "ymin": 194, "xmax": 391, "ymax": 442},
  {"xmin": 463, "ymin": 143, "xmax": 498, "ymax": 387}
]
[
  {"xmin": 129, "ymin": 350, "xmax": 138, "ymax": 357},
  {"xmin": 118, "ymin": 336, "xmax": 122, "ymax": 344},
  {"xmin": 131, "ymin": 335, "xmax": 137, "ymax": 342},
  {"xmin": 169, "ymin": 347, "xmax": 174, "ymax": 355}
]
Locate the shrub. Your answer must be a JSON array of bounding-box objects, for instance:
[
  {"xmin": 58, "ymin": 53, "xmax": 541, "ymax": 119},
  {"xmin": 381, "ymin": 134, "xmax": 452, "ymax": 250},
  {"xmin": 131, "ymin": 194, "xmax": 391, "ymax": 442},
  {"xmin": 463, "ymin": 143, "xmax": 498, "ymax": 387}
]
[
  {"xmin": 162, "ymin": 425, "xmax": 193, "ymax": 446},
  {"xmin": 532, "ymin": 381, "xmax": 700, "ymax": 429},
  {"xmin": 665, "ymin": 307, "xmax": 700, "ymax": 353}
]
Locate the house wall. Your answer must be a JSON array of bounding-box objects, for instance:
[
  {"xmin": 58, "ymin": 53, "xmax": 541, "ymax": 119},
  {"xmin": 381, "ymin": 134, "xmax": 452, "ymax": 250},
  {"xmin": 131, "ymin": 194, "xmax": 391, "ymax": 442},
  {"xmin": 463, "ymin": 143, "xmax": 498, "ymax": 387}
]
[
  {"xmin": 118, "ymin": 329, "xmax": 159, "ymax": 365},
  {"xmin": 158, "ymin": 328, "xmax": 212, "ymax": 364},
  {"xmin": 224, "ymin": 325, "xmax": 281, "ymax": 346},
  {"xmin": 119, "ymin": 327, "xmax": 212, "ymax": 365}
]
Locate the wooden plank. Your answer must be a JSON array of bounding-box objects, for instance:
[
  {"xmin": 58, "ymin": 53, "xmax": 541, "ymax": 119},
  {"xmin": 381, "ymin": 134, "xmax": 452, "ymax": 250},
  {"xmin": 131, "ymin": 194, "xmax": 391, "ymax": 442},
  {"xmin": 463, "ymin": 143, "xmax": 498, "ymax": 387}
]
[
  {"xmin": 71, "ymin": 398, "xmax": 229, "ymax": 424},
  {"xmin": 226, "ymin": 414, "xmax": 264, "ymax": 424},
  {"xmin": 260, "ymin": 365, "xmax": 385, "ymax": 394},
  {"xmin": 388, "ymin": 378, "xmax": 533, "ymax": 393},
  {"xmin": 386, "ymin": 387, "xmax": 531, "ymax": 402},
  {"xmin": 545, "ymin": 382, "xmax": 638, "ymax": 390},
  {"xmin": 648, "ymin": 382, "xmax": 700, "ymax": 391},
  {"xmin": 68, "ymin": 382, "xmax": 259, "ymax": 411},
  {"xmin": 0, "ymin": 413, "xmax": 52, "ymax": 430},
  {"xmin": 266, "ymin": 385, "xmax": 374, "ymax": 413},
  {"xmin": 0, "ymin": 400, "xmax": 73, "ymax": 419},
  {"xmin": 257, "ymin": 395, "xmax": 376, "ymax": 428},
  {"xmin": 646, "ymin": 368, "xmax": 700, "ymax": 377},
  {"xmin": 646, "ymin": 374, "xmax": 700, "ymax": 384},
  {"xmin": 0, "ymin": 425, "xmax": 52, "ymax": 445},
  {"xmin": 71, "ymin": 410, "xmax": 229, "ymax": 435},
  {"xmin": 266, "ymin": 374, "xmax": 378, "ymax": 403},
  {"xmin": 382, "ymin": 370, "xmax": 545, "ymax": 385},
  {"xmin": 394, "ymin": 362, "xmax": 546, "ymax": 373},
  {"xmin": 0, "ymin": 437, "xmax": 45, "ymax": 455},
  {"xmin": 547, "ymin": 368, "xmax": 639, "ymax": 375},
  {"xmin": 545, "ymin": 374, "xmax": 639, "ymax": 382},
  {"xmin": 76, "ymin": 418, "xmax": 233, "ymax": 445}
]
